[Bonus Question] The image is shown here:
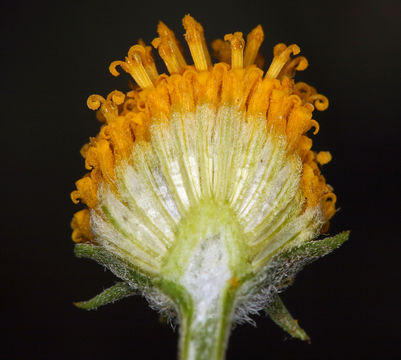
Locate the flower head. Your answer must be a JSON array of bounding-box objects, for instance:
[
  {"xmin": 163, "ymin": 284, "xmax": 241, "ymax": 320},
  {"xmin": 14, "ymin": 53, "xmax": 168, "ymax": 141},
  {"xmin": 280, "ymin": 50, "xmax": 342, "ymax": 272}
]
[{"xmin": 71, "ymin": 15, "xmax": 348, "ymax": 360}]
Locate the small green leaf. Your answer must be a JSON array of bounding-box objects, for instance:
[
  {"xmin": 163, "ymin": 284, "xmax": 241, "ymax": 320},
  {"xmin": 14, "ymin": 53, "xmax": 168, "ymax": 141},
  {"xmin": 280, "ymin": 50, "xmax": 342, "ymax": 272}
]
[
  {"xmin": 74, "ymin": 243, "xmax": 152, "ymax": 290},
  {"xmin": 266, "ymin": 287, "xmax": 309, "ymax": 341},
  {"xmin": 282, "ymin": 231, "xmax": 350, "ymax": 261},
  {"xmin": 74, "ymin": 282, "xmax": 136, "ymax": 310},
  {"xmin": 266, "ymin": 231, "xmax": 350, "ymax": 289}
]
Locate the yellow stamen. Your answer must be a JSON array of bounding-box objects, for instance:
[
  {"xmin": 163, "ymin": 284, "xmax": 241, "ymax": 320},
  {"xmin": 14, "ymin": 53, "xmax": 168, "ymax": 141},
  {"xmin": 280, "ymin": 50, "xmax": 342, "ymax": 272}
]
[
  {"xmin": 322, "ymin": 192, "xmax": 337, "ymax": 220},
  {"xmin": 224, "ymin": 32, "xmax": 245, "ymax": 69},
  {"xmin": 137, "ymin": 39, "xmax": 159, "ymax": 81},
  {"xmin": 293, "ymin": 81, "xmax": 314, "ymax": 100},
  {"xmin": 316, "ymin": 151, "xmax": 332, "ymax": 165},
  {"xmin": 182, "ymin": 14, "xmax": 212, "ymax": 71},
  {"xmin": 298, "ymin": 135, "xmax": 313, "ymax": 161},
  {"xmin": 266, "ymin": 43, "xmax": 300, "ymax": 79},
  {"xmin": 71, "ymin": 209, "xmax": 93, "ymax": 243},
  {"xmin": 152, "ymin": 21, "xmax": 187, "ymax": 74},
  {"xmin": 278, "ymin": 55, "xmax": 308, "ymax": 79},
  {"xmin": 211, "ymin": 39, "xmax": 231, "ymax": 64},
  {"xmin": 87, "ymin": 90, "xmax": 125, "ymax": 123},
  {"xmin": 310, "ymin": 119, "xmax": 320, "ymax": 135},
  {"xmin": 254, "ymin": 52, "xmax": 265, "ymax": 69},
  {"xmin": 84, "ymin": 138, "xmax": 115, "ymax": 186},
  {"xmin": 244, "ymin": 25, "xmax": 264, "ymax": 67},
  {"xmin": 293, "ymin": 82, "xmax": 329, "ymax": 111},
  {"xmin": 308, "ymin": 94, "xmax": 329, "ymax": 111},
  {"xmin": 109, "ymin": 45, "xmax": 154, "ymax": 89},
  {"xmin": 301, "ymin": 163, "xmax": 323, "ymax": 208},
  {"xmin": 247, "ymin": 77, "xmax": 278, "ymax": 117},
  {"xmin": 100, "ymin": 116, "xmax": 134, "ymax": 162},
  {"xmin": 71, "ymin": 175, "xmax": 98, "ymax": 208},
  {"xmin": 87, "ymin": 94, "xmax": 105, "ymax": 111},
  {"xmin": 286, "ymin": 101, "xmax": 313, "ymax": 148}
]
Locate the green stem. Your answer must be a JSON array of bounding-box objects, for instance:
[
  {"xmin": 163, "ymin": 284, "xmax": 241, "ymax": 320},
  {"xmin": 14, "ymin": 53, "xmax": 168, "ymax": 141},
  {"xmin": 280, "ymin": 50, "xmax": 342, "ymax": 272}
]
[
  {"xmin": 157, "ymin": 278, "xmax": 237, "ymax": 360},
  {"xmin": 178, "ymin": 287, "xmax": 237, "ymax": 360}
]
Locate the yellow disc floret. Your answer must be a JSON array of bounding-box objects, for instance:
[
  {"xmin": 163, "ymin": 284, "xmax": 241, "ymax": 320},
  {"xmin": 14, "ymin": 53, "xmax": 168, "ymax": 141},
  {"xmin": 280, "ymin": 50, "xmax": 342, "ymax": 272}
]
[{"xmin": 71, "ymin": 14, "xmax": 336, "ymax": 242}]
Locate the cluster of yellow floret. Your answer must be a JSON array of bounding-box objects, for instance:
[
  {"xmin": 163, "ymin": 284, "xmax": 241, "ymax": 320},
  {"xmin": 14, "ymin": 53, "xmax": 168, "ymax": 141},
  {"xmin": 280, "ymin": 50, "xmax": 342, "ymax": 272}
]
[{"xmin": 71, "ymin": 15, "xmax": 336, "ymax": 244}]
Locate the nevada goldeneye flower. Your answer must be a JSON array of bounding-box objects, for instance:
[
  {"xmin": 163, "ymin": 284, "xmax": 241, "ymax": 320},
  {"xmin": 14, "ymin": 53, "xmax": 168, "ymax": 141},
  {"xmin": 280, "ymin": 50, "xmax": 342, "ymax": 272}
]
[{"xmin": 71, "ymin": 14, "xmax": 349, "ymax": 360}]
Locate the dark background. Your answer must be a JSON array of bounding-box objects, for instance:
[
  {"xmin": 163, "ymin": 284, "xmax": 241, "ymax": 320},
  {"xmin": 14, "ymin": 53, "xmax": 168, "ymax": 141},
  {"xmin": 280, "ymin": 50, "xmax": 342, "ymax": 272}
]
[{"xmin": 2, "ymin": 0, "xmax": 400, "ymax": 358}]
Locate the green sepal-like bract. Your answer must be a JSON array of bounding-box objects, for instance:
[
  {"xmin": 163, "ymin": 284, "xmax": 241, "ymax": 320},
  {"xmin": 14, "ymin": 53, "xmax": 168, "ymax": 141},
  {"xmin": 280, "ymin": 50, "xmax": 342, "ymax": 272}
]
[
  {"xmin": 74, "ymin": 282, "xmax": 136, "ymax": 310},
  {"xmin": 266, "ymin": 289, "xmax": 310, "ymax": 341},
  {"xmin": 263, "ymin": 231, "xmax": 350, "ymax": 339},
  {"xmin": 74, "ymin": 243, "xmax": 152, "ymax": 290},
  {"xmin": 266, "ymin": 231, "xmax": 350, "ymax": 291},
  {"xmin": 74, "ymin": 230, "xmax": 349, "ymax": 353}
]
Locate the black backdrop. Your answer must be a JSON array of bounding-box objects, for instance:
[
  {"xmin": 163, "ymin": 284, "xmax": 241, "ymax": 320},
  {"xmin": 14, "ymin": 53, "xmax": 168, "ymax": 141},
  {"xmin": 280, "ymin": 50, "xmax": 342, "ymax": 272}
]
[{"xmin": 3, "ymin": 0, "xmax": 400, "ymax": 359}]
